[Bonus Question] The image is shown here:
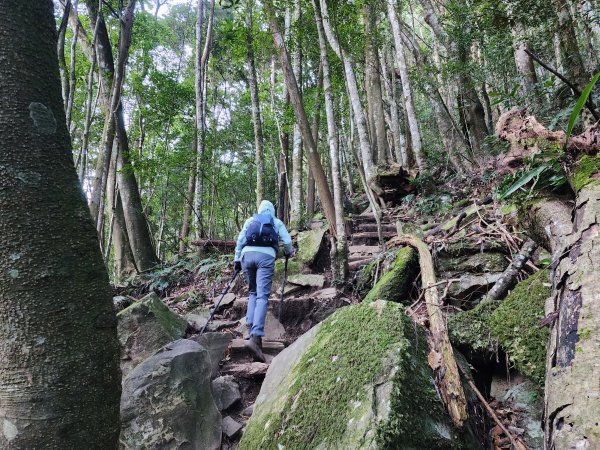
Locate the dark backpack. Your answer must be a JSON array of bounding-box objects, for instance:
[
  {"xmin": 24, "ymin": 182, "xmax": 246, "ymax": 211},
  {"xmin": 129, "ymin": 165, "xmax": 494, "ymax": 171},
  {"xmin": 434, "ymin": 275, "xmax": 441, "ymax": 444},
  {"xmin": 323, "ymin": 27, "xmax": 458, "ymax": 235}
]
[{"xmin": 245, "ymin": 213, "xmax": 279, "ymax": 251}]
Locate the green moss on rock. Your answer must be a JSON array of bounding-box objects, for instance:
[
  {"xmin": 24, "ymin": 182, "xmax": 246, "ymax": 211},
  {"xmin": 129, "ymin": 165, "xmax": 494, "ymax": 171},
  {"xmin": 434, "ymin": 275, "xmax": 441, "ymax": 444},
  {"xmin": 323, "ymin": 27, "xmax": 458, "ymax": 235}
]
[
  {"xmin": 572, "ymin": 155, "xmax": 600, "ymax": 192},
  {"xmin": 448, "ymin": 272, "xmax": 550, "ymax": 388},
  {"xmin": 296, "ymin": 226, "xmax": 328, "ymax": 266},
  {"xmin": 362, "ymin": 247, "xmax": 417, "ymax": 305},
  {"xmin": 448, "ymin": 300, "xmax": 499, "ymax": 353},
  {"xmin": 488, "ymin": 271, "xmax": 550, "ymax": 387},
  {"xmin": 239, "ymin": 301, "xmax": 474, "ymax": 450}
]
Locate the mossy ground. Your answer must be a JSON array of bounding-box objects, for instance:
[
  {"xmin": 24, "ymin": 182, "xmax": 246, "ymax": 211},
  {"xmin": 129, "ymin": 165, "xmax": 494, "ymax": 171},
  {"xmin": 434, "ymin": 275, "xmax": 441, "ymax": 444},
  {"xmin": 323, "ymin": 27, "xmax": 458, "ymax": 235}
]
[
  {"xmin": 240, "ymin": 301, "xmax": 472, "ymax": 449},
  {"xmin": 448, "ymin": 271, "xmax": 550, "ymax": 388},
  {"xmin": 362, "ymin": 247, "xmax": 417, "ymax": 305}
]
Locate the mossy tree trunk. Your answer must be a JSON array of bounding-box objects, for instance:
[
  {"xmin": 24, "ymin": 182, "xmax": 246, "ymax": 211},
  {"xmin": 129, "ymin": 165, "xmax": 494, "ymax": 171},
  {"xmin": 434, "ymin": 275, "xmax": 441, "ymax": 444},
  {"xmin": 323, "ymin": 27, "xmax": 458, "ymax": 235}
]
[{"xmin": 0, "ymin": 1, "xmax": 121, "ymax": 447}]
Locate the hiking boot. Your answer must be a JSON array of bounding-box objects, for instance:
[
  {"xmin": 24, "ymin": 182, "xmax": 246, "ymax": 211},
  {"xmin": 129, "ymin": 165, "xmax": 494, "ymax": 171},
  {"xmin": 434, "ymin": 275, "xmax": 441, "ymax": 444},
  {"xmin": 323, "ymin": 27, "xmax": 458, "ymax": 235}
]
[
  {"xmin": 246, "ymin": 335, "xmax": 266, "ymax": 363},
  {"xmin": 244, "ymin": 324, "xmax": 252, "ymax": 340}
]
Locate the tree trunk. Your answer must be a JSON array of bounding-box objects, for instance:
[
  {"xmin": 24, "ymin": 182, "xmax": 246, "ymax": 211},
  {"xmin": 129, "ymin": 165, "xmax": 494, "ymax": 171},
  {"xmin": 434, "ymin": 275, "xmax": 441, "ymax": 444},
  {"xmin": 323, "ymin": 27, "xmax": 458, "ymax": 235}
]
[
  {"xmin": 553, "ymin": 0, "xmax": 589, "ymax": 90},
  {"xmin": 544, "ymin": 181, "xmax": 600, "ymax": 449},
  {"xmin": 65, "ymin": 0, "xmax": 79, "ymax": 130},
  {"xmin": 314, "ymin": 0, "xmax": 348, "ymax": 280},
  {"xmin": 364, "ymin": 3, "xmax": 390, "ymax": 165},
  {"xmin": 78, "ymin": 49, "xmax": 97, "ymax": 184},
  {"xmin": 386, "ymin": 0, "xmax": 424, "ymax": 169},
  {"xmin": 381, "ymin": 49, "xmax": 407, "ymax": 167},
  {"xmin": 57, "ymin": 0, "xmax": 71, "ymax": 109},
  {"xmin": 266, "ymin": 0, "xmax": 337, "ymax": 236},
  {"xmin": 0, "ymin": 2, "xmax": 120, "ymax": 447},
  {"xmin": 289, "ymin": 0, "xmax": 303, "ymax": 227},
  {"xmin": 508, "ymin": 12, "xmax": 538, "ymax": 96},
  {"xmin": 307, "ymin": 65, "xmax": 323, "ymax": 218},
  {"xmin": 246, "ymin": 1, "xmax": 264, "ymax": 211},
  {"xmin": 179, "ymin": 138, "xmax": 197, "ymax": 255}
]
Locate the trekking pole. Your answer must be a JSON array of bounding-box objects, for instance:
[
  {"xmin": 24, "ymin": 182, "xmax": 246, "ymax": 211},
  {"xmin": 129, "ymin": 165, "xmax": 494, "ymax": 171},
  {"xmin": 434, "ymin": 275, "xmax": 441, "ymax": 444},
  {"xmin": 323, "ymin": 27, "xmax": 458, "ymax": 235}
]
[
  {"xmin": 200, "ymin": 269, "xmax": 241, "ymax": 335},
  {"xmin": 278, "ymin": 256, "xmax": 289, "ymax": 320}
]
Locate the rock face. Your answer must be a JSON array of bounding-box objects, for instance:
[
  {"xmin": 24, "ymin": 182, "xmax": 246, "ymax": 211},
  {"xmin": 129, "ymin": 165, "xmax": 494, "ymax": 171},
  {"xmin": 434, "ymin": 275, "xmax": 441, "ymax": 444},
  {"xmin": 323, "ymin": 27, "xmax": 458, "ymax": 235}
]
[
  {"xmin": 120, "ymin": 339, "xmax": 222, "ymax": 450},
  {"xmin": 296, "ymin": 226, "xmax": 327, "ymax": 266},
  {"xmin": 117, "ymin": 292, "xmax": 187, "ymax": 376},
  {"xmin": 212, "ymin": 375, "xmax": 241, "ymax": 412},
  {"xmin": 239, "ymin": 301, "xmax": 475, "ymax": 450}
]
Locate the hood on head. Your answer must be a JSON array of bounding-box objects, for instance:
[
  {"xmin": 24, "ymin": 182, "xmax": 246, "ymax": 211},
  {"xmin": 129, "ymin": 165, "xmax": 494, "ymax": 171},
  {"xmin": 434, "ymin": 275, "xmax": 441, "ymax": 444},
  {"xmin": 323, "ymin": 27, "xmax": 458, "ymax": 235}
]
[{"xmin": 258, "ymin": 200, "xmax": 275, "ymax": 216}]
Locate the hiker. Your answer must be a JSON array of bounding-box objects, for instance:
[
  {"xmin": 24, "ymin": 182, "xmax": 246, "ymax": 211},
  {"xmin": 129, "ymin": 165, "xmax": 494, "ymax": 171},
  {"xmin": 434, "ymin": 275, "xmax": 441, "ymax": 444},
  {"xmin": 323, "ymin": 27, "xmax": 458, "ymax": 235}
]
[{"xmin": 234, "ymin": 200, "xmax": 293, "ymax": 362}]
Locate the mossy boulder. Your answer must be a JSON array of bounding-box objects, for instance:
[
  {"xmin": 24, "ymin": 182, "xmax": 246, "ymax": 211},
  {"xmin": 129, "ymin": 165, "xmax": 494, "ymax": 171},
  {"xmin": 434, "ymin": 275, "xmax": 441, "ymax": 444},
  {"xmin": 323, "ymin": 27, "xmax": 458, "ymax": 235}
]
[
  {"xmin": 239, "ymin": 301, "xmax": 475, "ymax": 450},
  {"xmin": 296, "ymin": 226, "xmax": 327, "ymax": 266},
  {"xmin": 448, "ymin": 271, "xmax": 550, "ymax": 387},
  {"xmin": 362, "ymin": 246, "xmax": 417, "ymax": 305},
  {"xmin": 572, "ymin": 155, "xmax": 600, "ymax": 193},
  {"xmin": 117, "ymin": 292, "xmax": 187, "ymax": 376},
  {"xmin": 488, "ymin": 271, "xmax": 550, "ymax": 386}
]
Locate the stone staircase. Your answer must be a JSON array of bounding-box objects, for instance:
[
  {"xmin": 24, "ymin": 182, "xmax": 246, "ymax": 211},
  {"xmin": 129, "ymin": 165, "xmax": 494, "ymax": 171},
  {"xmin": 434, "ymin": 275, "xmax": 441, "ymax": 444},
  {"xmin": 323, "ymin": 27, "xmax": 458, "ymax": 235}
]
[{"xmin": 347, "ymin": 212, "xmax": 396, "ymax": 272}]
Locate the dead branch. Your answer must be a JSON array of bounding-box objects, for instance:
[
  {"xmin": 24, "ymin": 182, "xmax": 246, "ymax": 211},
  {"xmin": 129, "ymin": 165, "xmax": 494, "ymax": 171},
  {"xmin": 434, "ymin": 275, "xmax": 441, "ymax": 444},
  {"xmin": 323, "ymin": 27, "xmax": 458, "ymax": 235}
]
[
  {"xmin": 425, "ymin": 195, "xmax": 493, "ymax": 240},
  {"xmin": 388, "ymin": 234, "xmax": 469, "ymax": 427},
  {"xmin": 457, "ymin": 364, "xmax": 529, "ymax": 450},
  {"xmin": 487, "ymin": 239, "xmax": 538, "ymax": 301}
]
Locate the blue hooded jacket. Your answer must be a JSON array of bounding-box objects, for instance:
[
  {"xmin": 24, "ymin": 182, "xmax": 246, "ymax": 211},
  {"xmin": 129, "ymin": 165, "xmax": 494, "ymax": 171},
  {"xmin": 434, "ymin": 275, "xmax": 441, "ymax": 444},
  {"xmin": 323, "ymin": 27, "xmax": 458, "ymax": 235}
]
[{"xmin": 234, "ymin": 200, "xmax": 293, "ymax": 261}]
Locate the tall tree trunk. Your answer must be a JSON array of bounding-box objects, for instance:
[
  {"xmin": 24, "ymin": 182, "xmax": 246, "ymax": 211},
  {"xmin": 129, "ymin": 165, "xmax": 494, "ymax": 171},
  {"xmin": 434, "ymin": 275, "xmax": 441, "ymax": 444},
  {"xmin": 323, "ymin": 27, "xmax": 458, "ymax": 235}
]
[
  {"xmin": 314, "ymin": 0, "xmax": 348, "ymax": 280},
  {"xmin": 57, "ymin": 0, "xmax": 71, "ymax": 109},
  {"xmin": 364, "ymin": 2, "xmax": 390, "ymax": 165},
  {"xmin": 194, "ymin": 0, "xmax": 216, "ymax": 239},
  {"xmin": 307, "ymin": 64, "xmax": 323, "ymax": 218},
  {"xmin": 382, "ymin": 49, "xmax": 408, "ymax": 166},
  {"xmin": 507, "ymin": 7, "xmax": 538, "ymax": 96},
  {"xmin": 66, "ymin": 0, "xmax": 79, "ymax": 130},
  {"xmin": 386, "ymin": 0, "xmax": 424, "ymax": 169},
  {"xmin": 246, "ymin": 1, "xmax": 265, "ymax": 211},
  {"xmin": 289, "ymin": 0, "xmax": 303, "ymax": 227},
  {"xmin": 0, "ymin": 1, "xmax": 120, "ymax": 447},
  {"xmin": 553, "ymin": 0, "xmax": 589, "ymax": 90},
  {"xmin": 265, "ymin": 0, "xmax": 337, "ymax": 236}
]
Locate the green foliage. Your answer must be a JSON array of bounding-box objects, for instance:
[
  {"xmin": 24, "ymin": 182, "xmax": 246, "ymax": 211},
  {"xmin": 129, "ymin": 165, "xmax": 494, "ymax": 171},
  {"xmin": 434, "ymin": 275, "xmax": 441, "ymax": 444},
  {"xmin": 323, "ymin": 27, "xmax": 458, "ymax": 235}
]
[
  {"xmin": 498, "ymin": 152, "xmax": 567, "ymax": 200},
  {"xmin": 565, "ymin": 72, "xmax": 600, "ymax": 148}
]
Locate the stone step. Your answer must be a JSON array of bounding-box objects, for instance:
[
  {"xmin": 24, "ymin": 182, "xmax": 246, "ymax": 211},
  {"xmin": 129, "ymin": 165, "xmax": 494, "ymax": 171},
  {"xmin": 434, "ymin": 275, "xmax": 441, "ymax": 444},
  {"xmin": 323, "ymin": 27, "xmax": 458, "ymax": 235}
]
[
  {"xmin": 230, "ymin": 339, "xmax": 285, "ymax": 357},
  {"xmin": 221, "ymin": 362, "xmax": 269, "ymax": 379},
  {"xmin": 355, "ymin": 223, "xmax": 397, "ymax": 233},
  {"xmin": 348, "ymin": 245, "xmax": 381, "ymax": 255},
  {"xmin": 351, "ymin": 231, "xmax": 396, "ymax": 245}
]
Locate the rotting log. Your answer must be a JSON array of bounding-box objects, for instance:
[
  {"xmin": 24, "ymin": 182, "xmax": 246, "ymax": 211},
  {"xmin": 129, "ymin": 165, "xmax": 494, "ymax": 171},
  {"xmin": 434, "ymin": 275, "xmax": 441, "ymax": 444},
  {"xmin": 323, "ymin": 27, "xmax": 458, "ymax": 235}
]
[
  {"xmin": 388, "ymin": 234, "xmax": 469, "ymax": 427},
  {"xmin": 424, "ymin": 195, "xmax": 493, "ymax": 240}
]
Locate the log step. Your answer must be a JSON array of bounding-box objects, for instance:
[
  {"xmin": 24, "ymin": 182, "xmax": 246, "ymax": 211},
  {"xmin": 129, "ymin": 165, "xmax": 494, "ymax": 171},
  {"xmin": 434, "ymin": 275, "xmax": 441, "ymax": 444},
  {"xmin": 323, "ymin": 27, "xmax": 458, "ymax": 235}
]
[
  {"xmin": 230, "ymin": 339, "xmax": 285, "ymax": 356},
  {"xmin": 351, "ymin": 231, "xmax": 396, "ymax": 245},
  {"xmin": 348, "ymin": 245, "xmax": 381, "ymax": 255},
  {"xmin": 355, "ymin": 223, "xmax": 396, "ymax": 233},
  {"xmin": 348, "ymin": 258, "xmax": 375, "ymax": 271}
]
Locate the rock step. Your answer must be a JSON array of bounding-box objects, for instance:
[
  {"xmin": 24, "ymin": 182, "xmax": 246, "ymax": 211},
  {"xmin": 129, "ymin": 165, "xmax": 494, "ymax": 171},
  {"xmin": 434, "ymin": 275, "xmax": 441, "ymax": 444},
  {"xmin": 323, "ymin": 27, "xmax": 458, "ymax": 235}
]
[
  {"xmin": 351, "ymin": 231, "xmax": 396, "ymax": 245},
  {"xmin": 348, "ymin": 245, "xmax": 381, "ymax": 255},
  {"xmin": 221, "ymin": 362, "xmax": 269, "ymax": 379},
  {"xmin": 355, "ymin": 223, "xmax": 397, "ymax": 233},
  {"xmin": 230, "ymin": 339, "xmax": 285, "ymax": 356}
]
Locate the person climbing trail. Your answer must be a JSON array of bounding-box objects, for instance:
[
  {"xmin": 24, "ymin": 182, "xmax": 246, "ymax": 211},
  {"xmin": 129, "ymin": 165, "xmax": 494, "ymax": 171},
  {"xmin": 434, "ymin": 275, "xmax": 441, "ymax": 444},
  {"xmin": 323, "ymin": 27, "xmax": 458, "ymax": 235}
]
[{"xmin": 234, "ymin": 200, "xmax": 293, "ymax": 362}]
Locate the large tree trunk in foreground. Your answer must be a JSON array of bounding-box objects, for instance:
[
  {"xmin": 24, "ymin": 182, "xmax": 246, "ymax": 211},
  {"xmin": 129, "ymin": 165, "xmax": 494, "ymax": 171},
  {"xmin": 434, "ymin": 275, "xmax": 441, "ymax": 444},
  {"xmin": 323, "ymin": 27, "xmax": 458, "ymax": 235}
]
[
  {"xmin": 266, "ymin": 0, "xmax": 337, "ymax": 235},
  {"xmin": 497, "ymin": 112, "xmax": 600, "ymax": 449},
  {"xmin": 0, "ymin": 1, "xmax": 120, "ymax": 447}
]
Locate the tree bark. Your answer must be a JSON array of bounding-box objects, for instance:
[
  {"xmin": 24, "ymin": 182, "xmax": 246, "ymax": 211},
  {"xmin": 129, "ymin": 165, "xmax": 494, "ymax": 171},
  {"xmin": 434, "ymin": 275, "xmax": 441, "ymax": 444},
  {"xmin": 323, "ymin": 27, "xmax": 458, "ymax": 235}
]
[
  {"xmin": 289, "ymin": 0, "xmax": 303, "ymax": 227},
  {"xmin": 246, "ymin": 1, "xmax": 265, "ymax": 211},
  {"xmin": 194, "ymin": 0, "xmax": 207, "ymax": 238},
  {"xmin": 178, "ymin": 137, "xmax": 197, "ymax": 255},
  {"xmin": 266, "ymin": 0, "xmax": 337, "ymax": 236},
  {"xmin": 307, "ymin": 64, "xmax": 323, "ymax": 218},
  {"xmin": 0, "ymin": 1, "xmax": 120, "ymax": 447},
  {"xmin": 386, "ymin": 0, "xmax": 424, "ymax": 169},
  {"xmin": 57, "ymin": 0, "xmax": 71, "ymax": 109},
  {"xmin": 65, "ymin": 0, "xmax": 79, "ymax": 130}
]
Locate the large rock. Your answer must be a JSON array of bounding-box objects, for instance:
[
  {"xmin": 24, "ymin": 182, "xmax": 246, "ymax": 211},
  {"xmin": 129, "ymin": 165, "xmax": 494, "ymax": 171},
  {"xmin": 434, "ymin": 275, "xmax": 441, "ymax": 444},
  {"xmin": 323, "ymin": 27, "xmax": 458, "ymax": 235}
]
[
  {"xmin": 239, "ymin": 301, "xmax": 476, "ymax": 450},
  {"xmin": 362, "ymin": 246, "xmax": 417, "ymax": 304},
  {"xmin": 117, "ymin": 292, "xmax": 187, "ymax": 376},
  {"xmin": 190, "ymin": 332, "xmax": 233, "ymax": 378},
  {"xmin": 120, "ymin": 339, "xmax": 221, "ymax": 450},
  {"xmin": 212, "ymin": 376, "xmax": 241, "ymax": 412},
  {"xmin": 296, "ymin": 226, "xmax": 327, "ymax": 266}
]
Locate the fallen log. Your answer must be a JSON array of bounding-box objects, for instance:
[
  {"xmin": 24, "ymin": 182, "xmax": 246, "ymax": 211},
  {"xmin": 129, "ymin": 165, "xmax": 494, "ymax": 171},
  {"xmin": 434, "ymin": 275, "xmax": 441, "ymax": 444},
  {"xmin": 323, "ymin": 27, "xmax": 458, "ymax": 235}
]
[{"xmin": 388, "ymin": 234, "xmax": 469, "ymax": 427}]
